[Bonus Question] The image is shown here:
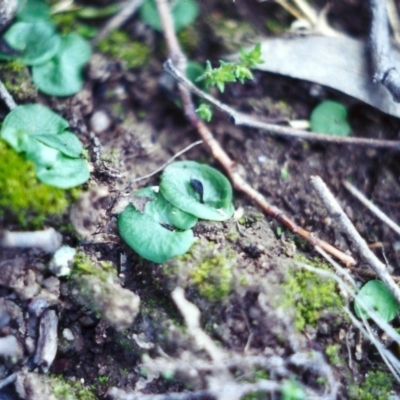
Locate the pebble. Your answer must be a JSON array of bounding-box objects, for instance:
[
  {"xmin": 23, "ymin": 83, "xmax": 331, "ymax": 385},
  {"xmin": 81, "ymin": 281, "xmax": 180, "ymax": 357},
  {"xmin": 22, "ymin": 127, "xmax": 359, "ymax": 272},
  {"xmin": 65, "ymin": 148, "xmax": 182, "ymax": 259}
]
[
  {"xmin": 62, "ymin": 328, "xmax": 74, "ymax": 342},
  {"xmin": 90, "ymin": 110, "xmax": 111, "ymax": 133},
  {"xmin": 48, "ymin": 246, "xmax": 76, "ymax": 277}
]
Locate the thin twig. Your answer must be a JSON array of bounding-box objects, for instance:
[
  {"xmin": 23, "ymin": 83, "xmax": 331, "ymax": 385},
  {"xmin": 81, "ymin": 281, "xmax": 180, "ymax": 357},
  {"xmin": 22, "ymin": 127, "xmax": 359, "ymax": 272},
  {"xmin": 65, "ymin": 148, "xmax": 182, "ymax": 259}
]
[
  {"xmin": 369, "ymin": 0, "xmax": 400, "ymax": 102},
  {"xmin": 309, "ymin": 175, "xmax": 400, "ymax": 305},
  {"xmin": 343, "ymin": 180, "xmax": 400, "ymax": 237},
  {"xmin": 155, "ymin": 0, "xmax": 356, "ymax": 267},
  {"xmin": 0, "ymin": 78, "xmax": 16, "ymax": 110},
  {"xmin": 163, "ymin": 61, "xmax": 400, "ymax": 150},
  {"xmin": 92, "ymin": 0, "xmax": 145, "ymax": 46},
  {"xmin": 126, "ymin": 140, "xmax": 203, "ymax": 188}
]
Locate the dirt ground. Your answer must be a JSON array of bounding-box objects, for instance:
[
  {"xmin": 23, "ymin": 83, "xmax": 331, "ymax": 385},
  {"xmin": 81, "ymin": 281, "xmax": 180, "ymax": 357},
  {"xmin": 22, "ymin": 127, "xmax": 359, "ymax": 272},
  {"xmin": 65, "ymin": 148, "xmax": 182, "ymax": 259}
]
[{"xmin": 2, "ymin": 0, "xmax": 400, "ymax": 399}]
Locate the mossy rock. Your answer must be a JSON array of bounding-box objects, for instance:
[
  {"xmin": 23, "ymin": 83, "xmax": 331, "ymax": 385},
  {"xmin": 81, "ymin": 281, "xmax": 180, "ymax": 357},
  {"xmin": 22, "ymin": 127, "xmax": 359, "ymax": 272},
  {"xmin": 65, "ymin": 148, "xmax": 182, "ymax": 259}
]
[{"xmin": 0, "ymin": 61, "xmax": 37, "ymax": 101}]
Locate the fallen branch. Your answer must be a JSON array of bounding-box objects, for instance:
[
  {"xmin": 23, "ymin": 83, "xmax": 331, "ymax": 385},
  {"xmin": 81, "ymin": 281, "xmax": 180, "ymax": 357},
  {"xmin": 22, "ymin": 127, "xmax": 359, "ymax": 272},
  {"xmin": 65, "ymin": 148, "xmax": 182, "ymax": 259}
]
[
  {"xmin": 369, "ymin": 0, "xmax": 400, "ymax": 102},
  {"xmin": 309, "ymin": 175, "xmax": 400, "ymax": 304},
  {"xmin": 163, "ymin": 60, "xmax": 400, "ymax": 150},
  {"xmin": 343, "ymin": 180, "xmax": 400, "ymax": 237},
  {"xmin": 155, "ymin": 0, "xmax": 355, "ymax": 266}
]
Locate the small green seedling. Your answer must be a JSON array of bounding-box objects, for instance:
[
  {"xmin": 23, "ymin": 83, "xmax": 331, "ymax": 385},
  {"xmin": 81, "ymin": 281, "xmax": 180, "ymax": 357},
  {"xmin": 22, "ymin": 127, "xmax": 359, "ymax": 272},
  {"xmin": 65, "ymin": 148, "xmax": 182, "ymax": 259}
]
[
  {"xmin": 197, "ymin": 44, "xmax": 263, "ymax": 93},
  {"xmin": 310, "ymin": 100, "xmax": 351, "ymax": 136},
  {"xmin": 281, "ymin": 379, "xmax": 306, "ymax": 400},
  {"xmin": 32, "ymin": 33, "xmax": 91, "ymax": 96},
  {"xmin": 160, "ymin": 161, "xmax": 235, "ymax": 221},
  {"xmin": 354, "ymin": 280, "xmax": 399, "ymax": 322},
  {"xmin": 0, "ymin": 21, "xmax": 61, "ymax": 65},
  {"xmin": 118, "ymin": 161, "xmax": 235, "ymax": 263},
  {"xmin": 1, "ymin": 104, "xmax": 89, "ymax": 188},
  {"xmin": 118, "ymin": 187, "xmax": 196, "ymax": 263},
  {"xmin": 140, "ymin": 0, "xmax": 199, "ymax": 32},
  {"xmin": 0, "ymin": 0, "xmax": 91, "ymax": 96},
  {"xmin": 196, "ymin": 103, "xmax": 213, "ymax": 122}
]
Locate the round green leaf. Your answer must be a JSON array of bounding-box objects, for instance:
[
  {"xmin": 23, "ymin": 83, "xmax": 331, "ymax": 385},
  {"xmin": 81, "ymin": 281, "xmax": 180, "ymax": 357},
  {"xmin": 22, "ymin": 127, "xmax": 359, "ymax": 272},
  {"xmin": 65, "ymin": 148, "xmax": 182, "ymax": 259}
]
[
  {"xmin": 24, "ymin": 137, "xmax": 60, "ymax": 167},
  {"xmin": 35, "ymin": 132, "xmax": 83, "ymax": 158},
  {"xmin": 2, "ymin": 22, "xmax": 61, "ymax": 65},
  {"xmin": 310, "ymin": 100, "xmax": 351, "ymax": 136},
  {"xmin": 1, "ymin": 104, "xmax": 69, "ymax": 150},
  {"xmin": 139, "ymin": 0, "xmax": 199, "ymax": 32},
  {"xmin": 160, "ymin": 161, "xmax": 234, "ymax": 221},
  {"xmin": 354, "ymin": 280, "xmax": 399, "ymax": 322},
  {"xmin": 118, "ymin": 205, "xmax": 195, "ymax": 263},
  {"xmin": 133, "ymin": 187, "xmax": 197, "ymax": 230},
  {"xmin": 17, "ymin": 0, "xmax": 51, "ymax": 22},
  {"xmin": 32, "ymin": 33, "xmax": 91, "ymax": 96},
  {"xmin": 36, "ymin": 155, "xmax": 90, "ymax": 188}
]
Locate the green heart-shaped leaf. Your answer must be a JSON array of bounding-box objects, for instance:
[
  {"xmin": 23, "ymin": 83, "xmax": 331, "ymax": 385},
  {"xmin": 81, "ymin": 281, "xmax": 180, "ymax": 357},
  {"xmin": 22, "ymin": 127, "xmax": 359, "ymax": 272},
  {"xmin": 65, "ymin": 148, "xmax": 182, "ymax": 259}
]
[
  {"xmin": 354, "ymin": 280, "xmax": 399, "ymax": 322},
  {"xmin": 118, "ymin": 204, "xmax": 195, "ymax": 263},
  {"xmin": 310, "ymin": 100, "xmax": 351, "ymax": 137},
  {"xmin": 160, "ymin": 161, "xmax": 234, "ymax": 221},
  {"xmin": 17, "ymin": 0, "xmax": 51, "ymax": 22},
  {"xmin": 36, "ymin": 155, "xmax": 90, "ymax": 189},
  {"xmin": 133, "ymin": 187, "xmax": 197, "ymax": 230},
  {"xmin": 32, "ymin": 33, "xmax": 91, "ymax": 96},
  {"xmin": 1, "ymin": 104, "xmax": 69, "ymax": 140},
  {"xmin": 140, "ymin": 0, "xmax": 199, "ymax": 32},
  {"xmin": 1, "ymin": 22, "xmax": 60, "ymax": 65},
  {"xmin": 35, "ymin": 132, "xmax": 83, "ymax": 158}
]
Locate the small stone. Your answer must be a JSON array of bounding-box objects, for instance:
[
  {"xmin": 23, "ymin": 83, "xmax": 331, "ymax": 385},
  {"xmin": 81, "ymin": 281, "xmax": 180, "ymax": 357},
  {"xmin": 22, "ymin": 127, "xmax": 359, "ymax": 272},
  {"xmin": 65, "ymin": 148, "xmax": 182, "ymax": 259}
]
[
  {"xmin": 62, "ymin": 328, "xmax": 74, "ymax": 341},
  {"xmin": 48, "ymin": 246, "xmax": 76, "ymax": 277},
  {"xmin": 91, "ymin": 110, "xmax": 111, "ymax": 133}
]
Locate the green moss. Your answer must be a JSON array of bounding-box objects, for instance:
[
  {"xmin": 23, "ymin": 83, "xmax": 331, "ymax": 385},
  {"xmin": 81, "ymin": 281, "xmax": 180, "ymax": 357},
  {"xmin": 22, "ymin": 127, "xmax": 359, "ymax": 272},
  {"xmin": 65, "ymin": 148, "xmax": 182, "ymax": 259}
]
[
  {"xmin": 190, "ymin": 252, "xmax": 233, "ymax": 301},
  {"xmin": 165, "ymin": 240, "xmax": 236, "ymax": 302},
  {"xmin": 0, "ymin": 61, "xmax": 37, "ymax": 101},
  {"xmin": 349, "ymin": 371, "xmax": 393, "ymax": 400},
  {"xmin": 325, "ymin": 344, "xmax": 341, "ymax": 367},
  {"xmin": 72, "ymin": 252, "xmax": 116, "ymax": 282},
  {"xmin": 53, "ymin": 12, "xmax": 97, "ymax": 38},
  {"xmin": 178, "ymin": 24, "xmax": 201, "ymax": 55},
  {"xmin": 50, "ymin": 375, "xmax": 97, "ymax": 400},
  {"xmin": 98, "ymin": 30, "xmax": 151, "ymax": 69},
  {"xmin": 0, "ymin": 141, "xmax": 68, "ymax": 227},
  {"xmin": 281, "ymin": 254, "xmax": 344, "ymax": 331}
]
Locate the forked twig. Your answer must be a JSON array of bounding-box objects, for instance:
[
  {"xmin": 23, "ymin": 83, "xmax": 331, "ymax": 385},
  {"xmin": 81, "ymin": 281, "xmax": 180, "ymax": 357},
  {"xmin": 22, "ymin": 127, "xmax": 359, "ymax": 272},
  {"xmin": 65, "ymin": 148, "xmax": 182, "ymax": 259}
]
[
  {"xmin": 310, "ymin": 175, "xmax": 400, "ymax": 304},
  {"xmin": 155, "ymin": 0, "xmax": 355, "ymax": 266},
  {"xmin": 163, "ymin": 61, "xmax": 400, "ymax": 150}
]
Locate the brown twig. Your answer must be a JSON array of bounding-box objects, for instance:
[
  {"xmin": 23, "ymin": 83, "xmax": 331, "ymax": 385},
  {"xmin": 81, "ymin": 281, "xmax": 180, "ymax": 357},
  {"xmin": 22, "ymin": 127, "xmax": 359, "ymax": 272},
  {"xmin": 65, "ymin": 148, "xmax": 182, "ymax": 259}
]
[
  {"xmin": 155, "ymin": 0, "xmax": 355, "ymax": 266},
  {"xmin": 310, "ymin": 175, "xmax": 400, "ymax": 304},
  {"xmin": 163, "ymin": 61, "xmax": 400, "ymax": 150}
]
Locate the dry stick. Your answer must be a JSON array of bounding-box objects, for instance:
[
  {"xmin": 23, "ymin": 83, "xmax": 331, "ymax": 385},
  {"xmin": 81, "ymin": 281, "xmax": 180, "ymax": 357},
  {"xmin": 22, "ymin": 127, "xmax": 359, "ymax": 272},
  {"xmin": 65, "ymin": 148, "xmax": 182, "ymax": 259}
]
[
  {"xmin": 369, "ymin": 0, "xmax": 400, "ymax": 102},
  {"xmin": 343, "ymin": 180, "xmax": 400, "ymax": 237},
  {"xmin": 309, "ymin": 175, "xmax": 400, "ymax": 305},
  {"xmin": 155, "ymin": 0, "xmax": 355, "ymax": 267},
  {"xmin": 92, "ymin": 0, "xmax": 145, "ymax": 46},
  {"xmin": 0, "ymin": 79, "xmax": 16, "ymax": 110},
  {"xmin": 164, "ymin": 61, "xmax": 400, "ymax": 150}
]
